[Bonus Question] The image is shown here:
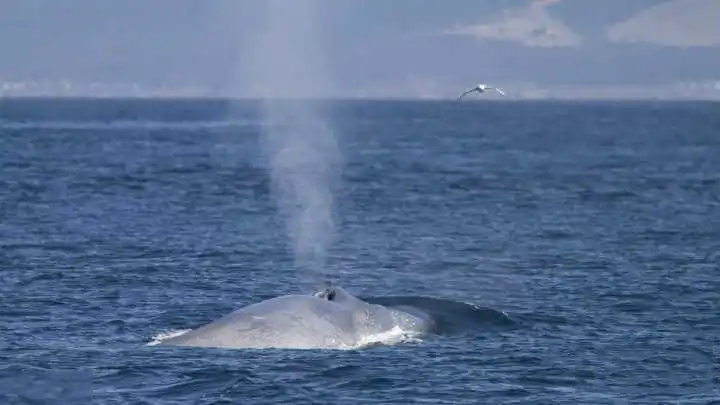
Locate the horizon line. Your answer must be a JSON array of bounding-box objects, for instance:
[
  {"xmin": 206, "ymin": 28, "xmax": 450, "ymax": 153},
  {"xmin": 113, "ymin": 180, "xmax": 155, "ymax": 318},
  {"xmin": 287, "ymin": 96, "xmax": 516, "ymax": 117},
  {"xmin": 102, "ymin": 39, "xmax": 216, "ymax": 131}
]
[{"xmin": 1, "ymin": 95, "xmax": 719, "ymax": 103}]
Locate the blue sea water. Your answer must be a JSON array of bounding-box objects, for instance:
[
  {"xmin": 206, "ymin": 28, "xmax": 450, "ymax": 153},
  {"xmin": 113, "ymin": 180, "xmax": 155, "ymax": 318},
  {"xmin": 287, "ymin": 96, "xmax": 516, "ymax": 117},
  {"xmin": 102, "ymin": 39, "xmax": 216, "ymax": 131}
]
[{"xmin": 0, "ymin": 98, "xmax": 718, "ymax": 404}]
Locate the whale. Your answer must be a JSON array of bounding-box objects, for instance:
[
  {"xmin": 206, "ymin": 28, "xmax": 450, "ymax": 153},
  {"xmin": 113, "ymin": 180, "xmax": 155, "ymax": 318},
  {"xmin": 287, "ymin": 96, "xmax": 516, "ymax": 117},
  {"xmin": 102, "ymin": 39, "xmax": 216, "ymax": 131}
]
[{"xmin": 154, "ymin": 284, "xmax": 436, "ymax": 350}]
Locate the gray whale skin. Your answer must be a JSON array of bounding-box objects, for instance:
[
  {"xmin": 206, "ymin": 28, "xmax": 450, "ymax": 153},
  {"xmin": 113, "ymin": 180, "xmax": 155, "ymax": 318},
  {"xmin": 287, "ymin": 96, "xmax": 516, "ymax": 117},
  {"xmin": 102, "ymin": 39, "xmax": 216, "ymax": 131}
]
[{"xmin": 157, "ymin": 285, "xmax": 435, "ymax": 350}]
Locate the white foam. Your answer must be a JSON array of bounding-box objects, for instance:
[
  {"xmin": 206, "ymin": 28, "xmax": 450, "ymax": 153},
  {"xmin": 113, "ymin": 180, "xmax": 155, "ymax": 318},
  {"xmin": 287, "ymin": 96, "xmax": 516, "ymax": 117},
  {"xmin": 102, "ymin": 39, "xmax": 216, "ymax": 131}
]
[
  {"xmin": 147, "ymin": 325, "xmax": 422, "ymax": 350},
  {"xmin": 352, "ymin": 325, "xmax": 423, "ymax": 349},
  {"xmin": 146, "ymin": 329, "xmax": 192, "ymax": 346}
]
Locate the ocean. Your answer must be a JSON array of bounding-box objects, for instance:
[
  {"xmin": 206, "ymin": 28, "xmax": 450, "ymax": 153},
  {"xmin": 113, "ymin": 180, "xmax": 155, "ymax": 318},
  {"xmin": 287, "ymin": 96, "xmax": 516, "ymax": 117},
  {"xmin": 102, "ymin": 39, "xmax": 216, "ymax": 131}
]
[{"xmin": 1, "ymin": 98, "xmax": 718, "ymax": 404}]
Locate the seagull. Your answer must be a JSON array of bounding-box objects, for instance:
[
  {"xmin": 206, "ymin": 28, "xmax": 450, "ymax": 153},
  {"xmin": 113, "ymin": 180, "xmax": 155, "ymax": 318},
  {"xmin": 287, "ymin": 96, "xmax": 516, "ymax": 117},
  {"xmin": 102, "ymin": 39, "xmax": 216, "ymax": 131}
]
[{"xmin": 456, "ymin": 83, "xmax": 506, "ymax": 101}]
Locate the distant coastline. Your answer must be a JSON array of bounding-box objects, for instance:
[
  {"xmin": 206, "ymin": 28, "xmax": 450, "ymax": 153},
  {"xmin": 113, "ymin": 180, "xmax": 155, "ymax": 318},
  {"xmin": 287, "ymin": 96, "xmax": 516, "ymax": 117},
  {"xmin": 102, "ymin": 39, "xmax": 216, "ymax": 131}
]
[{"xmin": 1, "ymin": 80, "xmax": 719, "ymax": 102}]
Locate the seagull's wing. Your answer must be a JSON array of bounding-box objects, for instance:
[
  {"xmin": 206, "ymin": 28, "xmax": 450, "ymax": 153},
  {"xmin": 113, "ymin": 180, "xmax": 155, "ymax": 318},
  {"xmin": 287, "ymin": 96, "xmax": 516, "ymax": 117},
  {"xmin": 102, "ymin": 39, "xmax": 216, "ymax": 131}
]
[
  {"xmin": 456, "ymin": 88, "xmax": 475, "ymax": 101},
  {"xmin": 494, "ymin": 88, "xmax": 506, "ymax": 96}
]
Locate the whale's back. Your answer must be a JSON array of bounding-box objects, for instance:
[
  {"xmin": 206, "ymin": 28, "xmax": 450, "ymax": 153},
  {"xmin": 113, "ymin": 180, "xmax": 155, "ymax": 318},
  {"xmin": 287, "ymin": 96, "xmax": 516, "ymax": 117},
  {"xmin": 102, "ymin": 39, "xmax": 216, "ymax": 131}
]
[
  {"xmin": 159, "ymin": 295, "xmax": 360, "ymax": 349},
  {"xmin": 157, "ymin": 289, "xmax": 436, "ymax": 350}
]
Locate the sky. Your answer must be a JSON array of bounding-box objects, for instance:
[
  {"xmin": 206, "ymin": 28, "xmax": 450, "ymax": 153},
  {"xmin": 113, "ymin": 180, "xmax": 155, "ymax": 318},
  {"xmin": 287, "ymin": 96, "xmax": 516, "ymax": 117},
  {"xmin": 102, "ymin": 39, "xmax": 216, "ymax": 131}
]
[{"xmin": 1, "ymin": 0, "xmax": 719, "ymax": 98}]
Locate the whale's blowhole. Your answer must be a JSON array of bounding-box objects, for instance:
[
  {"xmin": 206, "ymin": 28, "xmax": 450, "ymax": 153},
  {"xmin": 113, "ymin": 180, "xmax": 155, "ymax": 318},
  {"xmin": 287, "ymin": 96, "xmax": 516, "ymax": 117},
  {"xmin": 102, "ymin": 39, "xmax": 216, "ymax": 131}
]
[{"xmin": 314, "ymin": 287, "xmax": 336, "ymax": 301}]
